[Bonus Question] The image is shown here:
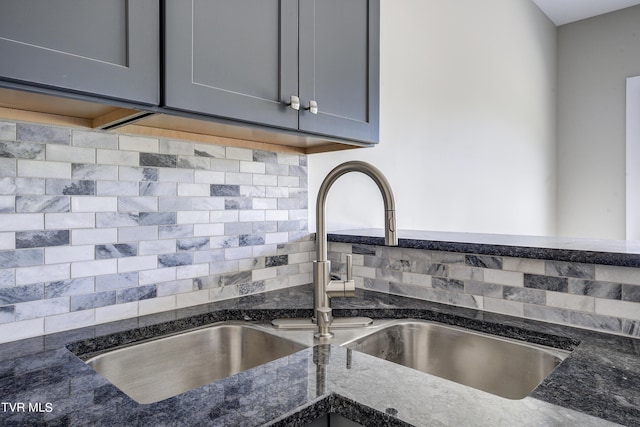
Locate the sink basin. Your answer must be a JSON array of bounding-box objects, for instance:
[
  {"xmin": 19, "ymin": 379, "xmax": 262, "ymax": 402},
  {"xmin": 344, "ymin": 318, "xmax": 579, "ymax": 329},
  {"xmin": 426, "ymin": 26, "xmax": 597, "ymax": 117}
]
[
  {"xmin": 85, "ymin": 322, "xmax": 307, "ymax": 404},
  {"xmin": 343, "ymin": 319, "xmax": 570, "ymax": 400}
]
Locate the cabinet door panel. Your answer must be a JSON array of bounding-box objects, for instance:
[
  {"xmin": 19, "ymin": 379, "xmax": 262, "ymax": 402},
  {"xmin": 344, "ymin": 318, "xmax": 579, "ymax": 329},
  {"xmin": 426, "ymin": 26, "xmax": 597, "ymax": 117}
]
[
  {"xmin": 0, "ymin": 0, "xmax": 159, "ymax": 105},
  {"xmin": 165, "ymin": 0, "xmax": 299, "ymax": 130},
  {"xmin": 299, "ymin": 0, "xmax": 379, "ymax": 143}
]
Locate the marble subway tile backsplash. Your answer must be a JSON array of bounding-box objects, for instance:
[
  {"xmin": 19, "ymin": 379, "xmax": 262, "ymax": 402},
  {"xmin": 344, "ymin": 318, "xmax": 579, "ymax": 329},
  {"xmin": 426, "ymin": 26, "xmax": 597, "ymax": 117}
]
[
  {"xmin": 0, "ymin": 120, "xmax": 312, "ymax": 343},
  {"xmin": 329, "ymin": 242, "xmax": 640, "ymax": 338}
]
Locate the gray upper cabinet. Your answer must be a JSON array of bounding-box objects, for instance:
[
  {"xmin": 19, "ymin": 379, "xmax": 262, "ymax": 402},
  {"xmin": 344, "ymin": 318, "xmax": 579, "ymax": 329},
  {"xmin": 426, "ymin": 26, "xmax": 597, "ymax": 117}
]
[
  {"xmin": 0, "ymin": 0, "xmax": 159, "ymax": 105},
  {"xmin": 164, "ymin": 0, "xmax": 380, "ymax": 144},
  {"xmin": 299, "ymin": 0, "xmax": 379, "ymax": 143}
]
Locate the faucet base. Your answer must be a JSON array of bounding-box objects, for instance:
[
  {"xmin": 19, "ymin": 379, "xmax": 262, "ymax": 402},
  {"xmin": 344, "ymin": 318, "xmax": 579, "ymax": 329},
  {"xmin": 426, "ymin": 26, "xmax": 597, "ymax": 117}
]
[{"xmin": 271, "ymin": 317, "xmax": 373, "ymax": 330}]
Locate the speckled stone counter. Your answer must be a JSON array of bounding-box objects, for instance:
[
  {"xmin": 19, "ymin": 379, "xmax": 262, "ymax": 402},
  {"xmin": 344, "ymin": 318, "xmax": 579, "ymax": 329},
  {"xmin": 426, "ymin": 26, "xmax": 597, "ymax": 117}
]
[
  {"xmin": 1, "ymin": 285, "xmax": 638, "ymax": 426},
  {"xmin": 328, "ymin": 229, "xmax": 640, "ymax": 267}
]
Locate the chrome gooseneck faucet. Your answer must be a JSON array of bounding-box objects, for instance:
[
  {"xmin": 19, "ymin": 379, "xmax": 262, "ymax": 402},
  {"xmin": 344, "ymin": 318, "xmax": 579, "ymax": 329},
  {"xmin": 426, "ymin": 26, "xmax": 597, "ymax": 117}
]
[{"xmin": 314, "ymin": 161, "xmax": 398, "ymax": 338}]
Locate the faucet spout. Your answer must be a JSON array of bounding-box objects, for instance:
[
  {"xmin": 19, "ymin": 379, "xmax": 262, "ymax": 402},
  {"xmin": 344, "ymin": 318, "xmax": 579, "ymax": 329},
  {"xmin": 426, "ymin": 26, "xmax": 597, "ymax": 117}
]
[{"xmin": 314, "ymin": 161, "xmax": 398, "ymax": 331}]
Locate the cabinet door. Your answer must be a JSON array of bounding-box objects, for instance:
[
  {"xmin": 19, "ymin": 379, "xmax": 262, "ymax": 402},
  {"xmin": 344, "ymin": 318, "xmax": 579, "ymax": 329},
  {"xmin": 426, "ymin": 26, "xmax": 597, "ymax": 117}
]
[
  {"xmin": 298, "ymin": 0, "xmax": 380, "ymax": 143},
  {"xmin": 164, "ymin": 0, "xmax": 299, "ymax": 130},
  {"xmin": 0, "ymin": 0, "xmax": 159, "ymax": 105}
]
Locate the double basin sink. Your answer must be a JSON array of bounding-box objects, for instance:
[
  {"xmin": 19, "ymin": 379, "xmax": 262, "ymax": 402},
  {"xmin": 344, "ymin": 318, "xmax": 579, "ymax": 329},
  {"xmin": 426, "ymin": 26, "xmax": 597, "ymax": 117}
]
[{"xmin": 81, "ymin": 319, "xmax": 570, "ymax": 405}]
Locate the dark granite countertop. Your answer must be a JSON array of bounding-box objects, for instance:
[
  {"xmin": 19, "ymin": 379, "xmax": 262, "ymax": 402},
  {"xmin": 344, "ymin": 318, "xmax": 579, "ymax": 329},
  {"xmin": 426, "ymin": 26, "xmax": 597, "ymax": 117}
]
[
  {"xmin": 328, "ymin": 229, "xmax": 640, "ymax": 267},
  {"xmin": 1, "ymin": 285, "xmax": 638, "ymax": 426}
]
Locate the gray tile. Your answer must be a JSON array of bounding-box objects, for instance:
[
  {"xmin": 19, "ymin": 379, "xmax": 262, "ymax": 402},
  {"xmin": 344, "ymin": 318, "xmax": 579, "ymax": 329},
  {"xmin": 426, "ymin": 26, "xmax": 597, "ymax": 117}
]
[
  {"xmin": 431, "ymin": 277, "xmax": 464, "ymax": 292},
  {"xmin": 0, "ymin": 305, "xmax": 14, "ymax": 324},
  {"xmin": 352, "ymin": 245, "xmax": 375, "ymax": 256},
  {"xmin": 622, "ymin": 320, "xmax": 640, "ymax": 337},
  {"xmin": 159, "ymin": 224, "xmax": 193, "ymax": 239},
  {"xmin": 503, "ymin": 286, "xmax": 545, "ymax": 304},
  {"xmin": 177, "ymin": 237, "xmax": 210, "ymax": 252},
  {"xmin": 45, "ymin": 278, "xmax": 94, "ymax": 298},
  {"xmin": 266, "ymin": 255, "xmax": 288, "ymax": 267},
  {"xmin": 545, "ymin": 261, "xmax": 595, "ymax": 279},
  {"xmin": 16, "ymin": 230, "xmax": 70, "ymax": 249},
  {"xmin": 16, "ymin": 195, "xmax": 70, "ymax": 213},
  {"xmin": 117, "ymin": 285, "xmax": 157, "ymax": 303},
  {"xmin": 569, "ymin": 279, "xmax": 621, "ymax": 300},
  {"xmin": 524, "ymin": 274, "xmax": 568, "ymax": 292},
  {"xmin": 524, "ymin": 304, "xmax": 570, "ymax": 323},
  {"xmin": 465, "ymin": 254, "xmax": 502, "ymax": 269},
  {"xmin": 0, "ymin": 284, "xmax": 44, "ymax": 304},
  {"xmin": 239, "ymin": 234, "xmax": 265, "ymax": 247},
  {"xmin": 363, "ymin": 277, "xmax": 390, "ymax": 293},
  {"xmin": 140, "ymin": 153, "xmax": 176, "ymax": 168},
  {"xmin": 17, "ymin": 123, "xmax": 70, "ymax": 145},
  {"xmin": 238, "ymin": 280, "xmax": 266, "ymax": 295},
  {"xmin": 622, "ymin": 284, "xmax": 640, "ymax": 302},
  {"xmin": 140, "ymin": 182, "xmax": 175, "ymax": 196},
  {"xmin": 0, "ymin": 141, "xmax": 45, "ymax": 160},
  {"xmin": 570, "ymin": 312, "xmax": 621, "ymax": 333},
  {"xmin": 253, "ymin": 150, "xmax": 277, "ymax": 163},
  {"xmin": 158, "ymin": 253, "xmax": 193, "ymax": 267},
  {"xmin": 225, "ymin": 197, "xmax": 252, "ymax": 210},
  {"xmin": 0, "ymin": 249, "xmax": 43, "ymax": 268},
  {"xmin": 221, "ymin": 271, "xmax": 252, "ymax": 286},
  {"xmin": 71, "ymin": 291, "xmax": 116, "ymax": 311},
  {"xmin": 139, "ymin": 212, "xmax": 176, "ymax": 226},
  {"xmin": 95, "ymin": 244, "xmax": 138, "ymax": 259},
  {"xmin": 211, "ymin": 184, "xmax": 240, "ymax": 197}
]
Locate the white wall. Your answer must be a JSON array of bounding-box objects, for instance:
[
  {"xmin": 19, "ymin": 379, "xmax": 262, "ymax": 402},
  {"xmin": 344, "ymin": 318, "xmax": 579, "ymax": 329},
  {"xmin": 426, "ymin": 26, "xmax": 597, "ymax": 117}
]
[
  {"xmin": 557, "ymin": 5, "xmax": 640, "ymax": 239},
  {"xmin": 309, "ymin": 0, "xmax": 557, "ymax": 236}
]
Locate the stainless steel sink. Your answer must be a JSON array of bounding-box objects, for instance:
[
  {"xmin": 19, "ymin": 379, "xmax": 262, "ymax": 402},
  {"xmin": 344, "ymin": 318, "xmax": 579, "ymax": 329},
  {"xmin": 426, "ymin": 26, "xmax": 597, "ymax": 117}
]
[
  {"xmin": 342, "ymin": 319, "xmax": 570, "ymax": 400},
  {"xmin": 85, "ymin": 322, "xmax": 308, "ymax": 404}
]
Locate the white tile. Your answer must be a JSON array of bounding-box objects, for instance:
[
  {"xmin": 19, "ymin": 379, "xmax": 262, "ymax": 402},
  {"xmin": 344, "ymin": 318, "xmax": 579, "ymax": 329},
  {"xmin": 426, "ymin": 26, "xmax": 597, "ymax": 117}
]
[
  {"xmin": 240, "ymin": 161, "xmax": 265, "ymax": 174},
  {"xmin": 265, "ymin": 232, "xmax": 289, "ymax": 244},
  {"xmin": 95, "ymin": 301, "xmax": 138, "ymax": 323},
  {"xmin": 160, "ymin": 139, "xmax": 194, "ymax": 155},
  {"xmin": 177, "ymin": 183, "xmax": 210, "ymax": 196},
  {"xmin": 289, "ymin": 272, "xmax": 311, "ymax": 287},
  {"xmin": 266, "ymin": 210, "xmax": 288, "ymax": 221},
  {"xmin": 0, "ymin": 318, "xmax": 43, "ymax": 343},
  {"xmin": 483, "ymin": 269, "xmax": 524, "ymax": 287},
  {"xmin": 595, "ymin": 265, "xmax": 640, "ymax": 285},
  {"xmin": 0, "ymin": 159, "xmax": 17, "ymax": 177},
  {"xmin": 277, "ymin": 153, "xmax": 299, "ymax": 165},
  {"xmin": 177, "ymin": 211, "xmax": 210, "ymax": 224},
  {"xmin": 253, "ymin": 174, "xmax": 278, "ymax": 186},
  {"xmin": 252, "ymin": 267, "xmax": 277, "ymax": 281},
  {"xmin": 225, "ymin": 172, "xmax": 252, "ymax": 185},
  {"xmin": 595, "ymin": 299, "xmax": 640, "ymax": 321},
  {"xmin": 278, "ymin": 176, "xmax": 299, "ymax": 187},
  {"xmin": 72, "ymin": 228, "xmax": 118, "ymax": 245},
  {"xmin": 18, "ymin": 160, "xmax": 71, "ymax": 179},
  {"xmin": 139, "ymin": 267, "xmax": 176, "ymax": 285},
  {"xmin": 0, "ymin": 122, "xmax": 17, "ymax": 140},
  {"xmin": 225, "ymin": 147, "xmax": 252, "ymax": 161},
  {"xmin": 0, "ymin": 213, "xmax": 43, "ymax": 232},
  {"xmin": 194, "ymin": 170, "xmax": 224, "ymax": 184},
  {"xmin": 210, "ymin": 210, "xmax": 238, "ymax": 223},
  {"xmin": 239, "ymin": 210, "xmax": 265, "ymax": 222},
  {"xmin": 46, "ymin": 144, "xmax": 95, "ymax": 164},
  {"xmin": 119, "ymin": 135, "xmax": 159, "ymax": 153},
  {"xmin": 16, "ymin": 263, "xmax": 70, "ymax": 285},
  {"xmin": 253, "ymin": 198, "xmax": 277, "ymax": 210},
  {"xmin": 176, "ymin": 289, "xmax": 210, "ymax": 308},
  {"xmin": 15, "ymin": 297, "xmax": 69, "ymax": 320},
  {"xmin": 159, "ymin": 168, "xmax": 193, "ymax": 183},
  {"xmin": 177, "ymin": 263, "xmax": 209, "ymax": 280},
  {"xmin": 157, "ymin": 279, "xmax": 193, "ymax": 296},
  {"xmin": 547, "ymin": 291, "xmax": 595, "ymax": 312},
  {"xmin": 71, "ymin": 259, "xmax": 118, "ymax": 278},
  {"xmin": 502, "ymin": 257, "xmax": 546, "ymax": 274},
  {"xmin": 287, "ymin": 252, "xmax": 309, "ymax": 264},
  {"xmin": 45, "ymin": 212, "xmax": 95, "ymax": 229},
  {"xmin": 483, "ymin": 297, "xmax": 524, "ymax": 317},
  {"xmin": 45, "ymin": 309, "xmax": 94, "ymax": 334},
  {"xmin": 117, "ymin": 226, "xmax": 158, "ymax": 242},
  {"xmin": 118, "ymin": 255, "xmax": 158, "ymax": 273},
  {"xmin": 139, "ymin": 295, "xmax": 176, "ymax": 315},
  {"xmin": 193, "ymin": 224, "xmax": 224, "ymax": 237},
  {"xmin": 72, "ymin": 130, "xmax": 117, "ymax": 149},
  {"xmin": 225, "ymin": 246, "xmax": 253, "ymax": 260},
  {"xmin": 97, "ymin": 149, "xmax": 139, "ymax": 166},
  {"xmin": 71, "ymin": 196, "xmax": 117, "ymax": 212},
  {"xmin": 45, "ymin": 245, "xmax": 95, "ymax": 264},
  {"xmin": 118, "ymin": 196, "xmax": 158, "ymax": 212},
  {"xmin": 0, "ymin": 232, "xmax": 13, "ymax": 250},
  {"xmin": 139, "ymin": 239, "xmax": 176, "ymax": 255}
]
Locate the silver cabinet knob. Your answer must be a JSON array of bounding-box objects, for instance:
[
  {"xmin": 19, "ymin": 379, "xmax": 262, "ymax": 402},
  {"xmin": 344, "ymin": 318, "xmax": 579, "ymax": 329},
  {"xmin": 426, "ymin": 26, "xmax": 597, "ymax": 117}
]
[
  {"xmin": 288, "ymin": 95, "xmax": 300, "ymax": 111},
  {"xmin": 305, "ymin": 100, "xmax": 318, "ymax": 114}
]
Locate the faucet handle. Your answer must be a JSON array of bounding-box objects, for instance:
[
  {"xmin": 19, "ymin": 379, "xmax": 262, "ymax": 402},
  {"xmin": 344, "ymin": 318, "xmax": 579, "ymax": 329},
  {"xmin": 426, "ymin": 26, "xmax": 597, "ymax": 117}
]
[{"xmin": 346, "ymin": 254, "xmax": 353, "ymax": 281}]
